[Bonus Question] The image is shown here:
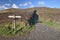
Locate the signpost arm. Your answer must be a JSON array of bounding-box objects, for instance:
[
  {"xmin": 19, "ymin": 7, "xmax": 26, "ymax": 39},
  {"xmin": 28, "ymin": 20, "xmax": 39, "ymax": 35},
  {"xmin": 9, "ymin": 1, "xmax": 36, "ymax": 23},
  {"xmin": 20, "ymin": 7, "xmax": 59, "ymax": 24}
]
[{"xmin": 8, "ymin": 15, "xmax": 21, "ymax": 34}]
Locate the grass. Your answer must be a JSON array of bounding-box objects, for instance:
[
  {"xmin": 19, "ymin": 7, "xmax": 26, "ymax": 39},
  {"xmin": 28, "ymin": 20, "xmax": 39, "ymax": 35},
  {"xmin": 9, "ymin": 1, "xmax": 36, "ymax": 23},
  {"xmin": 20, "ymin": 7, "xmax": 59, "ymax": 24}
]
[
  {"xmin": 37, "ymin": 9, "xmax": 60, "ymax": 30},
  {"xmin": 0, "ymin": 21, "xmax": 35, "ymax": 36},
  {"xmin": 39, "ymin": 17, "xmax": 60, "ymax": 30}
]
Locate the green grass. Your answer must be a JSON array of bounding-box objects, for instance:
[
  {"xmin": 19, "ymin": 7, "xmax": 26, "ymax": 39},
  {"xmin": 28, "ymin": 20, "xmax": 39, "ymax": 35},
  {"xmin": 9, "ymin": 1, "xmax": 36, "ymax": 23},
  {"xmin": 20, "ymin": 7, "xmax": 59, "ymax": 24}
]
[
  {"xmin": 0, "ymin": 22, "xmax": 34, "ymax": 36},
  {"xmin": 37, "ymin": 10, "xmax": 60, "ymax": 30},
  {"xmin": 39, "ymin": 18, "xmax": 60, "ymax": 30}
]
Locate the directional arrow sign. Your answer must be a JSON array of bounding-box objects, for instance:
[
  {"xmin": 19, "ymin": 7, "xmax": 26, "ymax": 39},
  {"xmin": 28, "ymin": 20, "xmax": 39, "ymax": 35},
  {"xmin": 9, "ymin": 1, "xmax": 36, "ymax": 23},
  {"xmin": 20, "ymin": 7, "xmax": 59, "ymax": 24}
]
[
  {"xmin": 8, "ymin": 15, "xmax": 21, "ymax": 18},
  {"xmin": 8, "ymin": 15, "xmax": 21, "ymax": 34}
]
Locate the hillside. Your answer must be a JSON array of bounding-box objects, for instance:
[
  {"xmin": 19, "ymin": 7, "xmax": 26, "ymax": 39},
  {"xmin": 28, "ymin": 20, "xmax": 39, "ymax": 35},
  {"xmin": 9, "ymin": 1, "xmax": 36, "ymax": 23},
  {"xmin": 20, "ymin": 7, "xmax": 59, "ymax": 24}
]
[
  {"xmin": 0, "ymin": 7, "xmax": 60, "ymax": 35},
  {"xmin": 0, "ymin": 7, "xmax": 60, "ymax": 24},
  {"xmin": 0, "ymin": 8, "xmax": 34, "ymax": 24},
  {"xmin": 31, "ymin": 7, "xmax": 60, "ymax": 21}
]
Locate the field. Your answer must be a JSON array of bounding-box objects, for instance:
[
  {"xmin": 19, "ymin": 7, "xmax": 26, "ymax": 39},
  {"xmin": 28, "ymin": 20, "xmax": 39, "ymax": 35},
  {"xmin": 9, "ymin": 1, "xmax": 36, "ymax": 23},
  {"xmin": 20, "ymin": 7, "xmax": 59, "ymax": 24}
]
[
  {"xmin": 0, "ymin": 21, "xmax": 34, "ymax": 36},
  {"xmin": 0, "ymin": 8, "xmax": 35, "ymax": 36},
  {"xmin": 0, "ymin": 7, "xmax": 60, "ymax": 36},
  {"xmin": 37, "ymin": 7, "xmax": 60, "ymax": 30},
  {"xmin": 24, "ymin": 7, "xmax": 60, "ymax": 30}
]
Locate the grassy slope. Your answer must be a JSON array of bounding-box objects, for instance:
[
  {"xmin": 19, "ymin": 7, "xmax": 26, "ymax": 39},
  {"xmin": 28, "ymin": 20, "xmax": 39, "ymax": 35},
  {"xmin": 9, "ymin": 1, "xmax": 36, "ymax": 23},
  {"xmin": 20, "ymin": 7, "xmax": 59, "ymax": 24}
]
[
  {"xmin": 0, "ymin": 8, "xmax": 35, "ymax": 36},
  {"xmin": 0, "ymin": 7, "xmax": 60, "ymax": 35},
  {"xmin": 36, "ymin": 7, "xmax": 60, "ymax": 30},
  {"xmin": 25, "ymin": 7, "xmax": 60, "ymax": 30}
]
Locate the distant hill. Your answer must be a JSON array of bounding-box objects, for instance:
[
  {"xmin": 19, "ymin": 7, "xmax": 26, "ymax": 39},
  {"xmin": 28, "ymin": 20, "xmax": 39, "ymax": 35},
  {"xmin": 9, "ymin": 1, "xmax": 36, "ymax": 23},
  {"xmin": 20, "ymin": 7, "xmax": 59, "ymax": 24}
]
[
  {"xmin": 0, "ymin": 8, "xmax": 34, "ymax": 24},
  {"xmin": 0, "ymin": 7, "xmax": 60, "ymax": 24},
  {"xmin": 27, "ymin": 7, "xmax": 60, "ymax": 23}
]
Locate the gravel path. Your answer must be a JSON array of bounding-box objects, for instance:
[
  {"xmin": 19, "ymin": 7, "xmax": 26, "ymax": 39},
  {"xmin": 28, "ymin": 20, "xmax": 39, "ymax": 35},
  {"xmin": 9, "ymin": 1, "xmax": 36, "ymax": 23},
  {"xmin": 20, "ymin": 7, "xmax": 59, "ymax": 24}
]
[{"xmin": 0, "ymin": 23, "xmax": 60, "ymax": 40}]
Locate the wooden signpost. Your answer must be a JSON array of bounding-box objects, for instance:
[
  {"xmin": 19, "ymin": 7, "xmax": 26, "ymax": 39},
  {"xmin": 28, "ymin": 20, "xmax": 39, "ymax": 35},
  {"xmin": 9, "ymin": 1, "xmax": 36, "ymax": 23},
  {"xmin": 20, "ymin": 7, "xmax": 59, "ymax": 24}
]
[{"xmin": 8, "ymin": 15, "xmax": 21, "ymax": 33}]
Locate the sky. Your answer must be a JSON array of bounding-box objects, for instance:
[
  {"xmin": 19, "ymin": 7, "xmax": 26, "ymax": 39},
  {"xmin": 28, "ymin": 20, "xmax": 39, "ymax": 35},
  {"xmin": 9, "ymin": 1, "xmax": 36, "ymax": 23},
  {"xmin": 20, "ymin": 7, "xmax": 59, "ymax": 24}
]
[{"xmin": 0, "ymin": 0, "xmax": 60, "ymax": 10}]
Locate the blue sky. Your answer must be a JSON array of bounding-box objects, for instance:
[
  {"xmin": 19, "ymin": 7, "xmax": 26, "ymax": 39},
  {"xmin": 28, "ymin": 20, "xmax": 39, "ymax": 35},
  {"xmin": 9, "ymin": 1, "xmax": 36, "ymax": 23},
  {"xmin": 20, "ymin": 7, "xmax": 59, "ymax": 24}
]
[{"xmin": 0, "ymin": 0, "xmax": 60, "ymax": 10}]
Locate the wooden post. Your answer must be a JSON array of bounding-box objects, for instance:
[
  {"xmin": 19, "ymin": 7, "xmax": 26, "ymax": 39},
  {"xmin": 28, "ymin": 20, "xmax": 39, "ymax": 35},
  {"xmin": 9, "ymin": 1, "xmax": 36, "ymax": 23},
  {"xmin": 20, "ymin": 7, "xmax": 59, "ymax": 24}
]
[
  {"xmin": 14, "ymin": 15, "xmax": 16, "ymax": 31},
  {"xmin": 8, "ymin": 15, "xmax": 21, "ymax": 34}
]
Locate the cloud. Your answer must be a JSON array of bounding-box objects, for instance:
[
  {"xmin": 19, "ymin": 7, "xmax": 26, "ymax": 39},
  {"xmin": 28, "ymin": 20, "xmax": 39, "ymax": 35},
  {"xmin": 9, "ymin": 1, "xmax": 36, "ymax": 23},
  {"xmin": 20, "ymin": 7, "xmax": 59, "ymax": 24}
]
[
  {"xmin": 19, "ymin": 2, "xmax": 34, "ymax": 8},
  {"xmin": 30, "ymin": 5, "xmax": 34, "ymax": 8},
  {"xmin": 0, "ymin": 3, "xmax": 10, "ymax": 10},
  {"xmin": 2, "ymin": 6, "xmax": 8, "ymax": 9},
  {"xmin": 19, "ymin": 2, "xmax": 32, "ymax": 6},
  {"xmin": 38, "ymin": 1, "xmax": 45, "ymax": 5},
  {"xmin": 4, "ymin": 3, "xmax": 10, "ymax": 6},
  {"xmin": 12, "ymin": 4, "xmax": 19, "ymax": 8},
  {"xmin": 3, "ymin": 3, "xmax": 10, "ymax": 9},
  {"xmin": 28, "ymin": 2, "xmax": 34, "ymax": 8},
  {"xmin": 19, "ymin": 3, "xmax": 28, "ymax": 6},
  {"xmin": 0, "ymin": 5, "xmax": 8, "ymax": 10},
  {"xmin": 28, "ymin": 2, "xmax": 32, "ymax": 5}
]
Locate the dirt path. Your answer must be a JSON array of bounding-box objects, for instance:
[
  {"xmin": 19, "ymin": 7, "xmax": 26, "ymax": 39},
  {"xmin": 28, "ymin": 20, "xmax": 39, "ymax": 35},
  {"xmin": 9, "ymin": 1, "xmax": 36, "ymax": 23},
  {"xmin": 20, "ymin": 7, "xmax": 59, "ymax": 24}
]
[{"xmin": 0, "ymin": 23, "xmax": 60, "ymax": 40}]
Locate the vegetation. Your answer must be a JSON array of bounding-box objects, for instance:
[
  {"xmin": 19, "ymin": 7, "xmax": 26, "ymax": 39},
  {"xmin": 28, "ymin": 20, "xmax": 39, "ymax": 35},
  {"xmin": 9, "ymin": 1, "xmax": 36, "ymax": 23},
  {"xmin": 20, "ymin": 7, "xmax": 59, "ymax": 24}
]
[
  {"xmin": 31, "ymin": 7, "xmax": 60, "ymax": 30},
  {"xmin": 0, "ymin": 8, "xmax": 35, "ymax": 36},
  {"xmin": 0, "ymin": 22, "xmax": 34, "ymax": 36},
  {"xmin": 39, "ymin": 17, "xmax": 60, "ymax": 30},
  {"xmin": 0, "ymin": 7, "xmax": 60, "ymax": 36}
]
